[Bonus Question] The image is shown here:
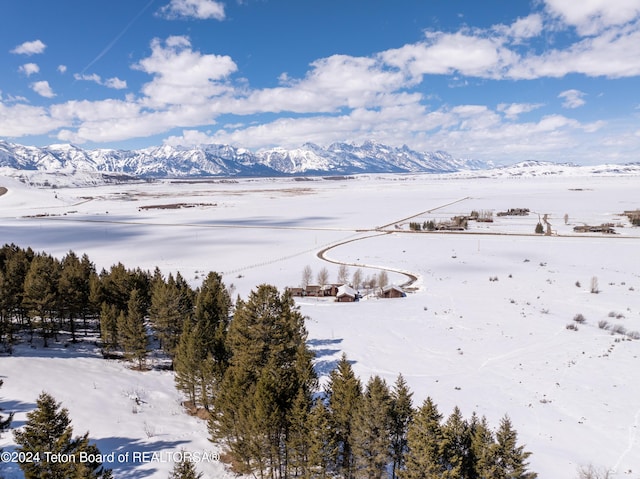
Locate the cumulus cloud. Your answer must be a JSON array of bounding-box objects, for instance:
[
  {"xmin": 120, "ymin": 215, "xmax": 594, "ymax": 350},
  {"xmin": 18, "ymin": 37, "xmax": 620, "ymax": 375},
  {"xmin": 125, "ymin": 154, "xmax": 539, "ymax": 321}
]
[
  {"xmin": 19, "ymin": 63, "xmax": 40, "ymax": 77},
  {"xmin": 159, "ymin": 0, "xmax": 225, "ymax": 20},
  {"xmin": 558, "ymin": 89, "xmax": 586, "ymax": 108},
  {"xmin": 543, "ymin": 0, "xmax": 640, "ymax": 35},
  {"xmin": 11, "ymin": 40, "xmax": 46, "ymax": 55},
  {"xmin": 74, "ymin": 73, "xmax": 128, "ymax": 90},
  {"xmin": 497, "ymin": 102, "xmax": 545, "ymax": 119},
  {"xmin": 495, "ymin": 14, "xmax": 544, "ymax": 40},
  {"xmin": 380, "ymin": 30, "xmax": 517, "ymax": 80},
  {"xmin": 0, "ymin": 102, "xmax": 65, "ymax": 136},
  {"xmin": 57, "ymin": 65, "xmax": 67, "ymax": 74},
  {"xmin": 134, "ymin": 36, "xmax": 237, "ymax": 107},
  {"xmin": 30, "ymin": 81, "xmax": 55, "ymax": 98}
]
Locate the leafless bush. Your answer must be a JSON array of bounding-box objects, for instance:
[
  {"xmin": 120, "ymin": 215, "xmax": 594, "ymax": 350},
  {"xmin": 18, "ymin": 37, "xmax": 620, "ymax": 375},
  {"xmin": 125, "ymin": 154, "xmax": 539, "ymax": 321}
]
[
  {"xmin": 626, "ymin": 330, "xmax": 640, "ymax": 340},
  {"xmin": 566, "ymin": 323, "xmax": 579, "ymax": 331},
  {"xmin": 576, "ymin": 464, "xmax": 612, "ymax": 479},
  {"xmin": 590, "ymin": 276, "xmax": 599, "ymax": 294},
  {"xmin": 573, "ymin": 313, "xmax": 586, "ymax": 324},
  {"xmin": 143, "ymin": 421, "xmax": 156, "ymax": 438},
  {"xmin": 610, "ymin": 324, "xmax": 627, "ymax": 335},
  {"xmin": 598, "ymin": 320, "xmax": 610, "ymax": 330}
]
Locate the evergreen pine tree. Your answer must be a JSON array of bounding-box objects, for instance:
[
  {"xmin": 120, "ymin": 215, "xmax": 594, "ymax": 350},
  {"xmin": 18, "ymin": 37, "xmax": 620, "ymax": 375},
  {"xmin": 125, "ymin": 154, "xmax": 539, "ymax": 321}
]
[
  {"xmin": 118, "ymin": 289, "xmax": 148, "ymax": 369},
  {"xmin": 352, "ymin": 375, "xmax": 393, "ymax": 479},
  {"xmin": 22, "ymin": 253, "xmax": 61, "ymax": 347},
  {"xmin": 58, "ymin": 251, "xmax": 92, "ymax": 342},
  {"xmin": 0, "ymin": 245, "xmax": 31, "ymax": 335},
  {"xmin": 493, "ymin": 416, "xmax": 537, "ymax": 479},
  {"xmin": 441, "ymin": 406, "xmax": 473, "ymax": 479},
  {"xmin": 306, "ymin": 397, "xmax": 336, "ymax": 478},
  {"xmin": 13, "ymin": 392, "xmax": 111, "ymax": 479},
  {"xmin": 470, "ymin": 413, "xmax": 498, "ymax": 479},
  {"xmin": 149, "ymin": 273, "xmax": 188, "ymax": 361},
  {"xmin": 0, "ymin": 380, "xmax": 13, "ymax": 433},
  {"xmin": 401, "ymin": 397, "xmax": 445, "ymax": 479},
  {"xmin": 193, "ymin": 272, "xmax": 230, "ymax": 408},
  {"xmin": 286, "ymin": 388, "xmax": 312, "ymax": 477},
  {"xmin": 390, "ymin": 374, "xmax": 413, "ymax": 479},
  {"xmin": 326, "ymin": 353, "xmax": 362, "ymax": 479},
  {"xmin": 210, "ymin": 284, "xmax": 315, "ymax": 478},
  {"xmin": 174, "ymin": 318, "xmax": 199, "ymax": 406},
  {"xmin": 99, "ymin": 302, "xmax": 119, "ymax": 352},
  {"xmin": 168, "ymin": 450, "xmax": 203, "ymax": 479}
]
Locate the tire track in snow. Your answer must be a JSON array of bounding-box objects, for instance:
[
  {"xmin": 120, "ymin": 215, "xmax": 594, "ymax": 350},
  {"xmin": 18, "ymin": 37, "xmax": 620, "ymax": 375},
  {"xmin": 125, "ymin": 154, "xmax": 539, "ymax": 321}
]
[{"xmin": 613, "ymin": 407, "xmax": 640, "ymax": 473}]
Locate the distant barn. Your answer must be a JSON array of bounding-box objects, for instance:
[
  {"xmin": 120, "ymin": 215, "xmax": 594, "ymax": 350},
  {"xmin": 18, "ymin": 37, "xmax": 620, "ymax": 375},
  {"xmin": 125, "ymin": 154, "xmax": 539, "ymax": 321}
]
[
  {"xmin": 380, "ymin": 285, "xmax": 406, "ymax": 298},
  {"xmin": 336, "ymin": 285, "xmax": 358, "ymax": 302}
]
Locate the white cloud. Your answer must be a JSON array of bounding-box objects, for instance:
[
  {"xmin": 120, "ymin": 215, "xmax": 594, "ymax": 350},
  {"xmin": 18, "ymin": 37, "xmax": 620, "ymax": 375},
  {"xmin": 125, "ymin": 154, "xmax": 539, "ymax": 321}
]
[
  {"xmin": 509, "ymin": 25, "xmax": 640, "ymax": 79},
  {"xmin": 104, "ymin": 77, "xmax": 127, "ymax": 90},
  {"xmin": 0, "ymin": 102, "xmax": 65, "ymax": 136},
  {"xmin": 543, "ymin": 0, "xmax": 640, "ymax": 35},
  {"xmin": 10, "ymin": 40, "xmax": 46, "ymax": 55},
  {"xmin": 159, "ymin": 0, "xmax": 225, "ymax": 20},
  {"xmin": 496, "ymin": 14, "xmax": 544, "ymax": 40},
  {"xmin": 58, "ymin": 65, "xmax": 67, "ymax": 74},
  {"xmin": 19, "ymin": 63, "xmax": 40, "ymax": 77},
  {"xmin": 30, "ymin": 81, "xmax": 55, "ymax": 98},
  {"xmin": 497, "ymin": 102, "xmax": 544, "ymax": 119},
  {"xmin": 558, "ymin": 89, "xmax": 586, "ymax": 108},
  {"xmin": 134, "ymin": 36, "xmax": 237, "ymax": 107},
  {"xmin": 380, "ymin": 31, "xmax": 517, "ymax": 80},
  {"xmin": 74, "ymin": 73, "xmax": 128, "ymax": 90},
  {"xmin": 75, "ymin": 73, "xmax": 102, "ymax": 83}
]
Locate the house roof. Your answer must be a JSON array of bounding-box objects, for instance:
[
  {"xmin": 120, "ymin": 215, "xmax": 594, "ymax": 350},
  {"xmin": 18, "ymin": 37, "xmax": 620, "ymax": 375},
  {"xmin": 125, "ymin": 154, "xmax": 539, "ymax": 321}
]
[
  {"xmin": 382, "ymin": 284, "xmax": 404, "ymax": 293},
  {"xmin": 336, "ymin": 284, "xmax": 357, "ymax": 298}
]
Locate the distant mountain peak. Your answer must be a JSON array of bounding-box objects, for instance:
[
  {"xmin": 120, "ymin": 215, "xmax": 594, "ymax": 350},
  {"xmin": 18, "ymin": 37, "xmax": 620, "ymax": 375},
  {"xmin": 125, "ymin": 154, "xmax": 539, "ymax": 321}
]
[{"xmin": 0, "ymin": 140, "xmax": 489, "ymax": 181}]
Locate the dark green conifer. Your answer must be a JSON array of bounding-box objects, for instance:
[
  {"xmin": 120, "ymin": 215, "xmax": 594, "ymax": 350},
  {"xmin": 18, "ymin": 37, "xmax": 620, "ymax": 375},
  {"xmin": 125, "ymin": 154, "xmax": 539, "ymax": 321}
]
[
  {"xmin": 352, "ymin": 375, "xmax": 393, "ymax": 479},
  {"xmin": 470, "ymin": 413, "xmax": 498, "ymax": 479},
  {"xmin": 58, "ymin": 251, "xmax": 92, "ymax": 342},
  {"xmin": 441, "ymin": 406, "xmax": 473, "ymax": 478},
  {"xmin": 149, "ymin": 273, "xmax": 189, "ymax": 361},
  {"xmin": 168, "ymin": 450, "xmax": 203, "ymax": 479},
  {"xmin": 99, "ymin": 302, "xmax": 119, "ymax": 352},
  {"xmin": 13, "ymin": 392, "xmax": 111, "ymax": 479},
  {"xmin": 22, "ymin": 253, "xmax": 61, "ymax": 347},
  {"xmin": 326, "ymin": 353, "xmax": 362, "ymax": 479},
  {"xmin": 306, "ymin": 397, "xmax": 336, "ymax": 478},
  {"xmin": 390, "ymin": 374, "xmax": 413, "ymax": 479},
  {"xmin": 286, "ymin": 388, "xmax": 312, "ymax": 477},
  {"xmin": 401, "ymin": 397, "xmax": 444, "ymax": 479},
  {"xmin": 493, "ymin": 415, "xmax": 537, "ymax": 479},
  {"xmin": 118, "ymin": 289, "xmax": 148, "ymax": 369},
  {"xmin": 210, "ymin": 284, "xmax": 315, "ymax": 478}
]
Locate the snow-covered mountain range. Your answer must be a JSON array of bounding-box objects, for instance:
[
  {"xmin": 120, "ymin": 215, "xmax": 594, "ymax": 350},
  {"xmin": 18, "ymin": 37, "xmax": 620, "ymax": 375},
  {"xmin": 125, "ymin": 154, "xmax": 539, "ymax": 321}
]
[{"xmin": 0, "ymin": 140, "xmax": 487, "ymax": 179}]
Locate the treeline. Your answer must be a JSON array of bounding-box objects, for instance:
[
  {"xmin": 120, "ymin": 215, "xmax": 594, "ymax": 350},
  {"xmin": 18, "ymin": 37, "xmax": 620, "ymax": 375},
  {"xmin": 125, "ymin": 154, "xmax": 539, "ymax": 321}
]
[
  {"xmin": 0, "ymin": 243, "xmax": 211, "ymax": 368},
  {"xmin": 0, "ymin": 243, "xmax": 537, "ymax": 478},
  {"xmin": 180, "ymin": 281, "xmax": 537, "ymax": 479}
]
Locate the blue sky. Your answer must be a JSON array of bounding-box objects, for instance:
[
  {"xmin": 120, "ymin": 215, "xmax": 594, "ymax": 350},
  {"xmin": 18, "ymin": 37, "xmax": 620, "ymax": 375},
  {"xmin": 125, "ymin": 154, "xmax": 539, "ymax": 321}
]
[{"xmin": 2, "ymin": 0, "xmax": 640, "ymax": 165}]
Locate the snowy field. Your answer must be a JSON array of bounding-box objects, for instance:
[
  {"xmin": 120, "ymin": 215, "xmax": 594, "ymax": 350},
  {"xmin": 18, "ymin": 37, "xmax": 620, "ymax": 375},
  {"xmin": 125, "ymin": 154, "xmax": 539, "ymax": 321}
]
[{"xmin": 1, "ymin": 172, "xmax": 640, "ymax": 478}]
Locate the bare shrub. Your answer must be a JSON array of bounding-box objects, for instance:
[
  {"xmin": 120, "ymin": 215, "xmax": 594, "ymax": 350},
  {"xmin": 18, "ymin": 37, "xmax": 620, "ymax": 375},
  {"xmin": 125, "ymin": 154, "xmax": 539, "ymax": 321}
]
[
  {"xmin": 626, "ymin": 330, "xmax": 640, "ymax": 340},
  {"xmin": 573, "ymin": 313, "xmax": 586, "ymax": 324},
  {"xmin": 143, "ymin": 421, "xmax": 156, "ymax": 438},
  {"xmin": 610, "ymin": 324, "xmax": 627, "ymax": 335},
  {"xmin": 575, "ymin": 280, "xmax": 581, "ymax": 288},
  {"xmin": 566, "ymin": 323, "xmax": 579, "ymax": 331},
  {"xmin": 598, "ymin": 320, "xmax": 610, "ymax": 330},
  {"xmin": 590, "ymin": 276, "xmax": 599, "ymax": 294},
  {"xmin": 576, "ymin": 464, "xmax": 612, "ymax": 479}
]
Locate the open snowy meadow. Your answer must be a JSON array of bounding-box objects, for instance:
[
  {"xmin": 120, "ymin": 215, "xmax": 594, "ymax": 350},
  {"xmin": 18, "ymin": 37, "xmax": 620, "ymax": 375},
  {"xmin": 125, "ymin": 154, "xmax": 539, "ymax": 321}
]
[{"xmin": 1, "ymin": 171, "xmax": 639, "ymax": 478}]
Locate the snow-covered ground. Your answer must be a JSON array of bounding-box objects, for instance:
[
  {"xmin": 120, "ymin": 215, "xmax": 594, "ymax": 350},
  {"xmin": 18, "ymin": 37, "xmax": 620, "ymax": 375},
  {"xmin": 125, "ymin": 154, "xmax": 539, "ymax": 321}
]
[{"xmin": 1, "ymin": 172, "xmax": 640, "ymax": 478}]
